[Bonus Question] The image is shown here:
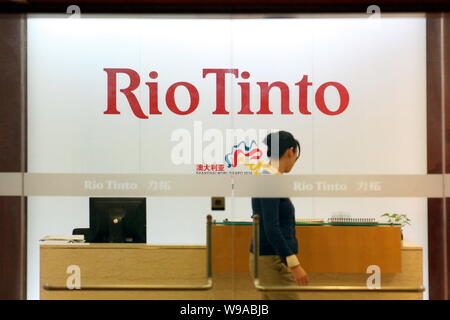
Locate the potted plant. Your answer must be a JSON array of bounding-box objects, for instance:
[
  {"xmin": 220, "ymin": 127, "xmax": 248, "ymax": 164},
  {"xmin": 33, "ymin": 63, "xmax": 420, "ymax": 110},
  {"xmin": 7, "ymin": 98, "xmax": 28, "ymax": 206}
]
[{"xmin": 381, "ymin": 213, "xmax": 411, "ymax": 240}]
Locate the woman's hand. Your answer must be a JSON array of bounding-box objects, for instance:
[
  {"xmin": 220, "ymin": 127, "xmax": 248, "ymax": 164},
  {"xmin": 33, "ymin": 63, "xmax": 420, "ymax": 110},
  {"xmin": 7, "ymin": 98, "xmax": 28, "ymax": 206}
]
[{"xmin": 290, "ymin": 264, "xmax": 309, "ymax": 286}]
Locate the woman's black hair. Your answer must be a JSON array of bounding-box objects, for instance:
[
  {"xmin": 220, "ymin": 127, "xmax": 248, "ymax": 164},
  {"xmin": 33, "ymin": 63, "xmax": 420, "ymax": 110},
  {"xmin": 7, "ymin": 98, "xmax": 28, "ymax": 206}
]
[{"xmin": 263, "ymin": 131, "xmax": 300, "ymax": 159}]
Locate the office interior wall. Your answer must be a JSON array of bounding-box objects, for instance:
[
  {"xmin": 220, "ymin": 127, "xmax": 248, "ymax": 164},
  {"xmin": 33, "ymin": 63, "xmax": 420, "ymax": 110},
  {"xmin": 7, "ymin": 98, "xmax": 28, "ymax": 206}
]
[{"xmin": 26, "ymin": 15, "xmax": 428, "ymax": 299}]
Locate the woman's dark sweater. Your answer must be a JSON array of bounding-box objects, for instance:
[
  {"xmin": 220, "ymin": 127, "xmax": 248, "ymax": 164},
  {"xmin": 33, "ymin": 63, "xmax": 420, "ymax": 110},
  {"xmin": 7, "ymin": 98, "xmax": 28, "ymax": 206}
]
[{"xmin": 249, "ymin": 192, "xmax": 299, "ymax": 264}]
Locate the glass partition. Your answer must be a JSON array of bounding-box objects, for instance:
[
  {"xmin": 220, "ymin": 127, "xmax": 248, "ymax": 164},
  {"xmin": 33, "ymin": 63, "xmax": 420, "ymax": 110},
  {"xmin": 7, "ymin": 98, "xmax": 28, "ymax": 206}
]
[{"xmin": 23, "ymin": 12, "xmax": 437, "ymax": 300}]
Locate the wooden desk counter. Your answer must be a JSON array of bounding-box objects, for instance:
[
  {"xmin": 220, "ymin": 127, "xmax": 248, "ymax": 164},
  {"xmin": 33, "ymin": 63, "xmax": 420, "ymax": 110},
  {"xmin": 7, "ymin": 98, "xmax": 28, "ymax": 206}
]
[
  {"xmin": 210, "ymin": 223, "xmax": 422, "ymax": 300},
  {"xmin": 40, "ymin": 242, "xmax": 210, "ymax": 300},
  {"xmin": 212, "ymin": 223, "xmax": 401, "ymax": 273},
  {"xmin": 40, "ymin": 225, "xmax": 422, "ymax": 300}
]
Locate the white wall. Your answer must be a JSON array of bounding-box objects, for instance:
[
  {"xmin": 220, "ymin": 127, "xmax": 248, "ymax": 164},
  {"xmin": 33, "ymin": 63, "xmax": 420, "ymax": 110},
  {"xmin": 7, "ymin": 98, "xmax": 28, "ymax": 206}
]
[{"xmin": 27, "ymin": 15, "xmax": 428, "ymax": 299}]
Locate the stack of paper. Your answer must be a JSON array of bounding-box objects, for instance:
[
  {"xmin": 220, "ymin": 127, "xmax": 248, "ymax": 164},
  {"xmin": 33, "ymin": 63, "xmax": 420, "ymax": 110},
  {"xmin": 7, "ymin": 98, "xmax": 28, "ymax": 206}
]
[
  {"xmin": 40, "ymin": 235, "xmax": 85, "ymax": 243},
  {"xmin": 296, "ymin": 218, "xmax": 325, "ymax": 224}
]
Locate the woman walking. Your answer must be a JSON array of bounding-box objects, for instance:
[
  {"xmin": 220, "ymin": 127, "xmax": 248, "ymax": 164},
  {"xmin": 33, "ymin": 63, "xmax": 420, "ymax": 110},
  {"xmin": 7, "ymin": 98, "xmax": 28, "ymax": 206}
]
[{"xmin": 249, "ymin": 131, "xmax": 308, "ymax": 300}]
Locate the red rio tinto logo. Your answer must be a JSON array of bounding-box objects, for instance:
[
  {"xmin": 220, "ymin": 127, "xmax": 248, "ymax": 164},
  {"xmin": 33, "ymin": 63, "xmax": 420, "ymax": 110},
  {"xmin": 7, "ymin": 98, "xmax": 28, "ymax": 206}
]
[{"xmin": 103, "ymin": 68, "xmax": 350, "ymax": 119}]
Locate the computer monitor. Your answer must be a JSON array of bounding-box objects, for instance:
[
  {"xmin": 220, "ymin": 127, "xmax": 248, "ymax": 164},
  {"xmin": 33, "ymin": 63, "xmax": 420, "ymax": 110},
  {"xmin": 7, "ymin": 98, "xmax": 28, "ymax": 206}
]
[{"xmin": 89, "ymin": 197, "xmax": 146, "ymax": 243}]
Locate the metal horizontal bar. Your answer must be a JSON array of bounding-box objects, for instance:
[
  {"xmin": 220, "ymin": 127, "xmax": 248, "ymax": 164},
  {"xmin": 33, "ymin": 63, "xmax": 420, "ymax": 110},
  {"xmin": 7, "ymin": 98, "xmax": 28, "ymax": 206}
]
[
  {"xmin": 253, "ymin": 279, "xmax": 425, "ymax": 292},
  {"xmin": 43, "ymin": 278, "xmax": 213, "ymax": 291}
]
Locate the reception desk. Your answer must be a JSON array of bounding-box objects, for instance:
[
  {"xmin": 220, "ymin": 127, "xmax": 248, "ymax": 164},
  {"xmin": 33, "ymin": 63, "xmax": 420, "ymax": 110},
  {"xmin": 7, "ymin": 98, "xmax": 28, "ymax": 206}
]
[
  {"xmin": 40, "ymin": 222, "xmax": 424, "ymax": 300},
  {"xmin": 40, "ymin": 243, "xmax": 213, "ymax": 300},
  {"xmin": 213, "ymin": 223, "xmax": 402, "ymax": 273},
  {"xmin": 211, "ymin": 222, "xmax": 424, "ymax": 300}
]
